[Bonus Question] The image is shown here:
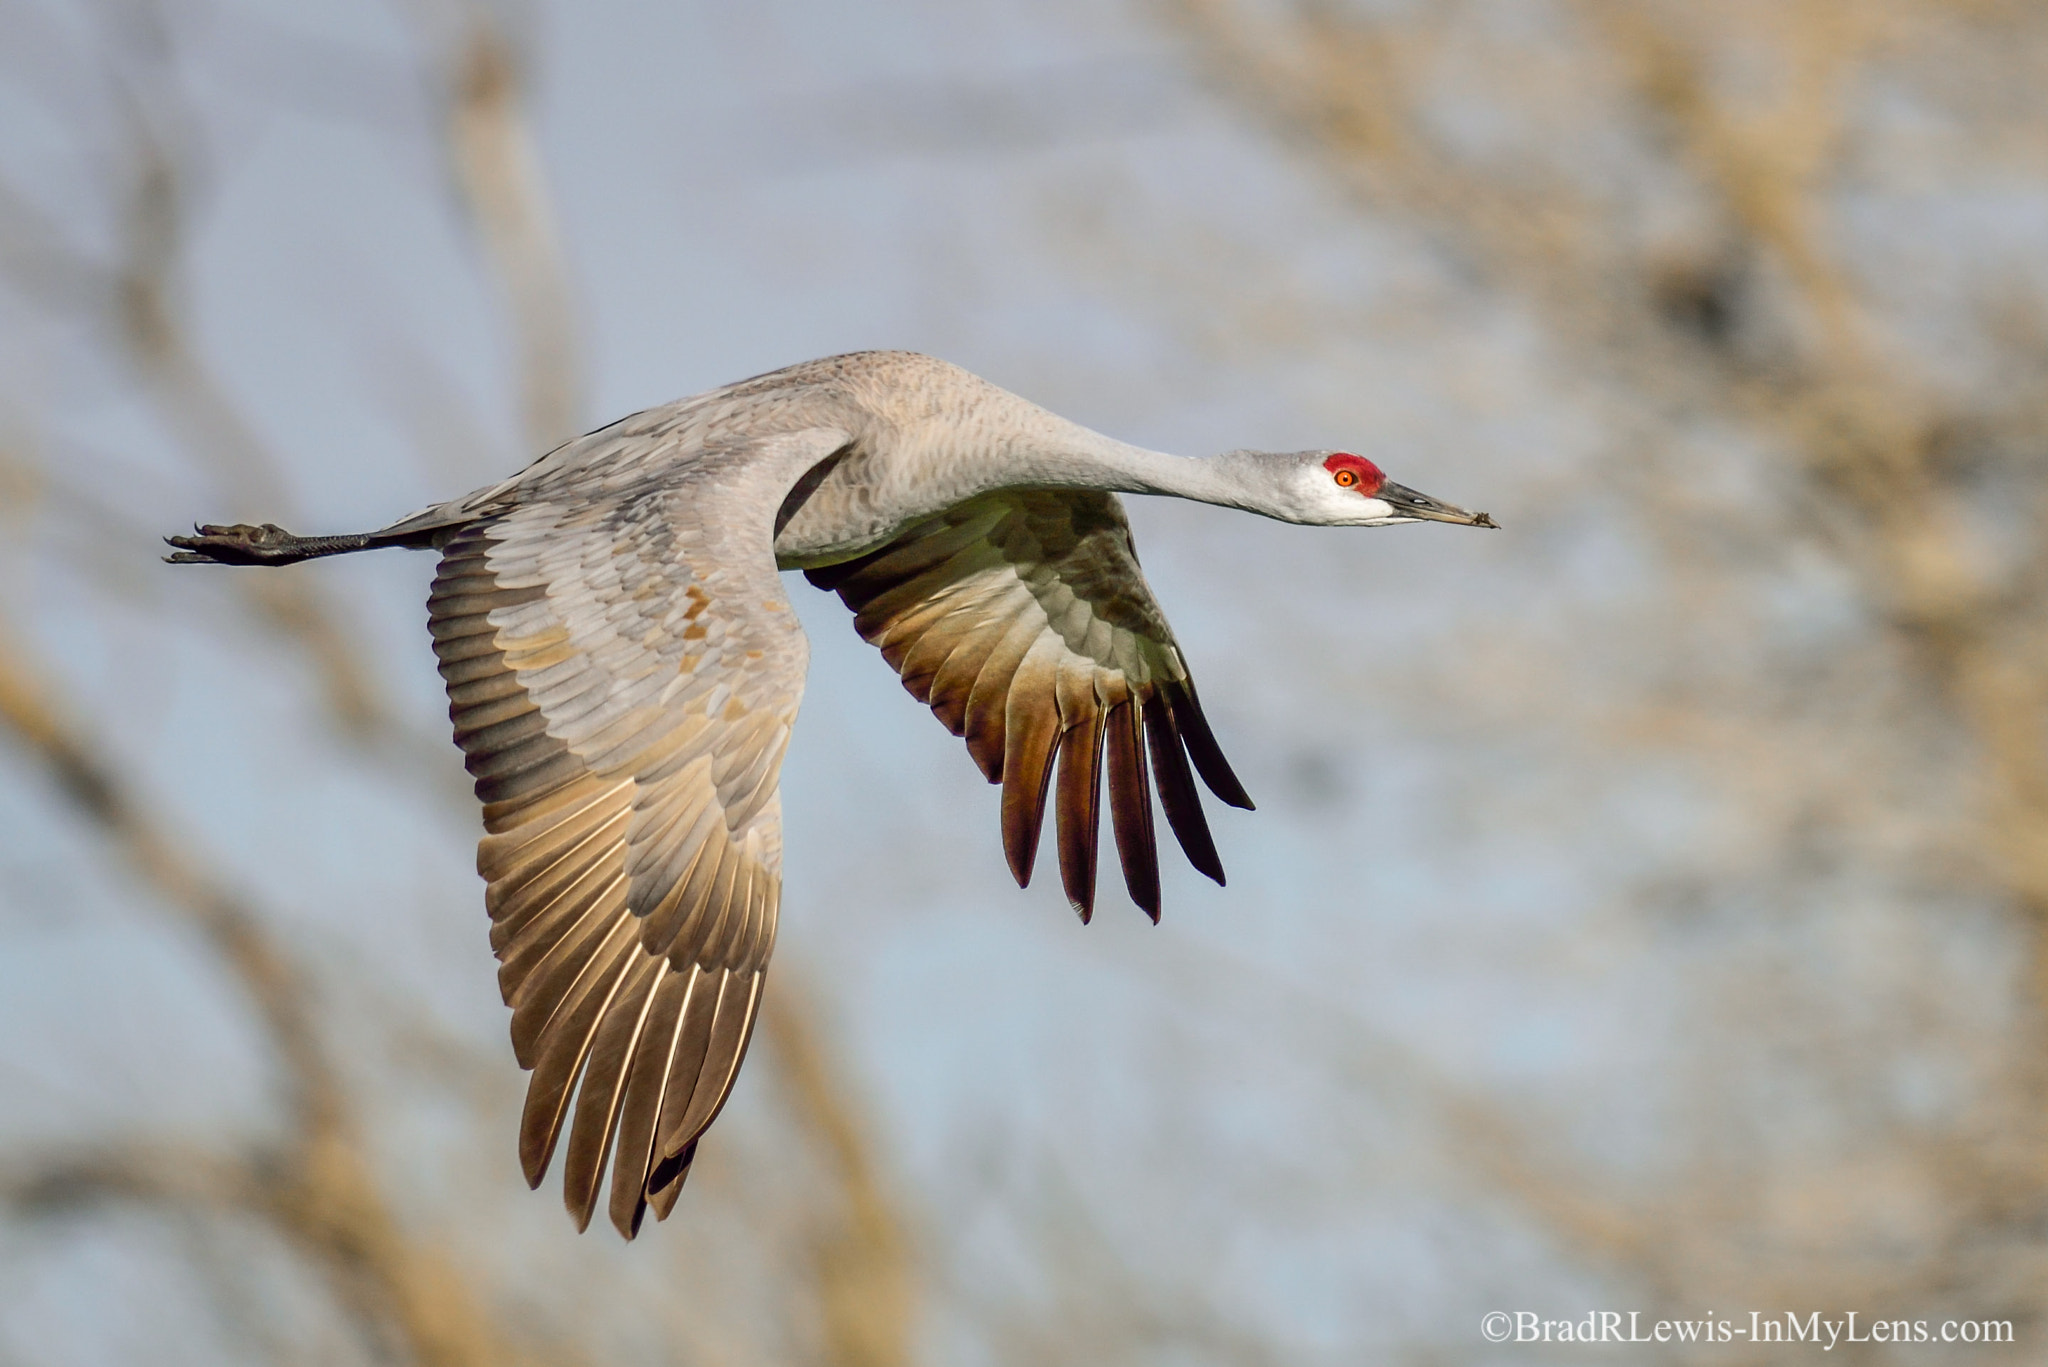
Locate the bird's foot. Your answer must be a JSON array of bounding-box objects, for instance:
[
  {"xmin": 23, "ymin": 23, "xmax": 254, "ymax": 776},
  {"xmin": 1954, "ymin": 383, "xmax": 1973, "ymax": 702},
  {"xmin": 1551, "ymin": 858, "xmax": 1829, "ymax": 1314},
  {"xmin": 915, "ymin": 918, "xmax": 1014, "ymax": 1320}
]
[{"xmin": 164, "ymin": 522, "xmax": 315, "ymax": 566}]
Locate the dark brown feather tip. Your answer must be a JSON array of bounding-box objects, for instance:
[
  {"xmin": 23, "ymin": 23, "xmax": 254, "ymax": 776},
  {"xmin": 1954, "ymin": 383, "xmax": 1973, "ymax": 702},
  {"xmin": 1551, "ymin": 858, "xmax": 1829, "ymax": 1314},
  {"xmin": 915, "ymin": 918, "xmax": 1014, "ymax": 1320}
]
[
  {"xmin": 1104, "ymin": 700, "xmax": 1161, "ymax": 921},
  {"xmin": 1054, "ymin": 717, "xmax": 1106, "ymax": 923},
  {"xmin": 999, "ymin": 702, "xmax": 1060, "ymax": 887},
  {"xmin": 1165, "ymin": 681, "xmax": 1254, "ymax": 811},
  {"xmin": 1143, "ymin": 700, "xmax": 1226, "ymax": 887}
]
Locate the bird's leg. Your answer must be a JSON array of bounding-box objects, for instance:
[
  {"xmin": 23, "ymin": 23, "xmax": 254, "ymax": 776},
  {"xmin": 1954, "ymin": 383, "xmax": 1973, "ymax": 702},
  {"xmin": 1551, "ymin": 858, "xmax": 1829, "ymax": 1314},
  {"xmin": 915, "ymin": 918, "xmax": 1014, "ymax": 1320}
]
[{"xmin": 164, "ymin": 522, "xmax": 377, "ymax": 566}]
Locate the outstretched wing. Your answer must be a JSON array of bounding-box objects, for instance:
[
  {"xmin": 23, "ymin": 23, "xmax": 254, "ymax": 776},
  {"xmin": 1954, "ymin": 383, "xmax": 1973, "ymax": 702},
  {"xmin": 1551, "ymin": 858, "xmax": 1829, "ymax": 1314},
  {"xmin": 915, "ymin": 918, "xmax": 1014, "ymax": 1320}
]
[
  {"xmin": 429, "ymin": 446, "xmax": 819, "ymax": 1239},
  {"xmin": 805, "ymin": 489, "xmax": 1252, "ymax": 922}
]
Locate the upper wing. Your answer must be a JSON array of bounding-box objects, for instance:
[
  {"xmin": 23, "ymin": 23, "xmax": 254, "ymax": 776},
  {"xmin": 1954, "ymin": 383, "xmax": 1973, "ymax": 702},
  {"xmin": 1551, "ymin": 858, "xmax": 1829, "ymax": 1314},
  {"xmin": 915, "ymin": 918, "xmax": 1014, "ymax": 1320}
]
[
  {"xmin": 805, "ymin": 489, "xmax": 1252, "ymax": 922},
  {"xmin": 429, "ymin": 439, "xmax": 824, "ymax": 1239}
]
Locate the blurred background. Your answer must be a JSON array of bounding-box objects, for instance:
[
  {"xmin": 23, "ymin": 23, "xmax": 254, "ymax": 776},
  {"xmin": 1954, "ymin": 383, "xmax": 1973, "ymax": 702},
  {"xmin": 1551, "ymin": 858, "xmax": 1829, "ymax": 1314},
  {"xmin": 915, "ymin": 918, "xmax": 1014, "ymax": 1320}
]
[{"xmin": 2, "ymin": 0, "xmax": 2046, "ymax": 1363}]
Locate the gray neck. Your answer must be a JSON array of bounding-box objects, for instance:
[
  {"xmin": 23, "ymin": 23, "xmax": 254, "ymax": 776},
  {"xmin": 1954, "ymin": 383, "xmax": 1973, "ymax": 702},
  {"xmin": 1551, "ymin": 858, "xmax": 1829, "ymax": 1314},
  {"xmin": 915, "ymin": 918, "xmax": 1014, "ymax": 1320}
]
[{"xmin": 992, "ymin": 411, "xmax": 1271, "ymax": 514}]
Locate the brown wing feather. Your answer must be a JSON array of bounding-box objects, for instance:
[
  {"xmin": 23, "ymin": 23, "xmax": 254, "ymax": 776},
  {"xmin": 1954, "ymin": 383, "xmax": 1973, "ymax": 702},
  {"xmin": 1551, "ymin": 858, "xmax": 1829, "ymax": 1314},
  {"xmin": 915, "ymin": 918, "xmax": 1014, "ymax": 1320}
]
[
  {"xmin": 807, "ymin": 489, "xmax": 1251, "ymax": 921},
  {"xmin": 430, "ymin": 433, "xmax": 818, "ymax": 1237},
  {"xmin": 1102, "ymin": 699, "xmax": 1160, "ymax": 919}
]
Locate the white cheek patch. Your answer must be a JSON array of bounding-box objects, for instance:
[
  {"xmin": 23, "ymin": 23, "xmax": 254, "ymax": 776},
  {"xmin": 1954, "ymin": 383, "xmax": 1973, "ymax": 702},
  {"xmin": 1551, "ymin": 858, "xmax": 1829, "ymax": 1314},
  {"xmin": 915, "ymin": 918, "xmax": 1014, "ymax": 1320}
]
[{"xmin": 1356, "ymin": 497, "xmax": 1395, "ymax": 522}]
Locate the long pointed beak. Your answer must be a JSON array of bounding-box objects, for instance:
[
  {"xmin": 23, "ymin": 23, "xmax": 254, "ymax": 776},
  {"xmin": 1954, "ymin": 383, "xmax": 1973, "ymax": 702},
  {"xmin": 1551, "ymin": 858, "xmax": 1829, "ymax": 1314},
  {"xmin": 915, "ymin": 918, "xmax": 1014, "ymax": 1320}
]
[{"xmin": 1377, "ymin": 480, "xmax": 1498, "ymax": 528}]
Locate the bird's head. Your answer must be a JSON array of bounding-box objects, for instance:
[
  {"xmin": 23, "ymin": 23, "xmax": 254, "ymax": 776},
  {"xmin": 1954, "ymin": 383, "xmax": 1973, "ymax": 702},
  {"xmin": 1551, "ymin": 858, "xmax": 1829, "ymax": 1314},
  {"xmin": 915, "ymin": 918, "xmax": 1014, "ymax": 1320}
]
[{"xmin": 1224, "ymin": 449, "xmax": 1499, "ymax": 529}]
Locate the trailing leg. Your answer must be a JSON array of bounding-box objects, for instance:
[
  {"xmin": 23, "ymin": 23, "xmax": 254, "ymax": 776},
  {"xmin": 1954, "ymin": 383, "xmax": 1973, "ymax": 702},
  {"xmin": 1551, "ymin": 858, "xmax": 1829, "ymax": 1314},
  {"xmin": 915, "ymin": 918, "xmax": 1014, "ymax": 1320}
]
[{"xmin": 165, "ymin": 523, "xmax": 385, "ymax": 566}]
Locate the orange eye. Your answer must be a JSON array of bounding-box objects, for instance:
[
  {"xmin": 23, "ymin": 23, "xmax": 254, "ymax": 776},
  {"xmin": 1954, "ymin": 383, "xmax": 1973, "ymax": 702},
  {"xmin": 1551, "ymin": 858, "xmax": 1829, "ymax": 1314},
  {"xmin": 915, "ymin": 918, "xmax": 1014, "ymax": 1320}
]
[{"xmin": 1333, "ymin": 468, "xmax": 1360, "ymax": 488}]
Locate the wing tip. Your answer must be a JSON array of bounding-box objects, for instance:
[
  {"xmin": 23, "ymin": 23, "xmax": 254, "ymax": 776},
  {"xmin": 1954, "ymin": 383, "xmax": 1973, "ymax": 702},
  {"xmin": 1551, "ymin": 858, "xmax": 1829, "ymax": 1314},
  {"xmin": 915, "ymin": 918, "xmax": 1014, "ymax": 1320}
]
[
  {"xmin": 519, "ymin": 1098, "xmax": 562, "ymax": 1191},
  {"xmin": 647, "ymin": 1139, "xmax": 696, "ymax": 1222},
  {"xmin": 1143, "ymin": 696, "xmax": 1228, "ymax": 887},
  {"xmin": 1166, "ymin": 681, "xmax": 1254, "ymax": 810}
]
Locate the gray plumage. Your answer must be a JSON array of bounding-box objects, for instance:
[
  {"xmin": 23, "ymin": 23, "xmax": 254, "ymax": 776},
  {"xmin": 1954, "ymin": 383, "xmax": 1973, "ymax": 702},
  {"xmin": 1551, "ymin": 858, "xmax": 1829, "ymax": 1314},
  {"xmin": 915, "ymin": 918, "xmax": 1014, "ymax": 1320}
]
[{"xmin": 167, "ymin": 350, "xmax": 1493, "ymax": 1237}]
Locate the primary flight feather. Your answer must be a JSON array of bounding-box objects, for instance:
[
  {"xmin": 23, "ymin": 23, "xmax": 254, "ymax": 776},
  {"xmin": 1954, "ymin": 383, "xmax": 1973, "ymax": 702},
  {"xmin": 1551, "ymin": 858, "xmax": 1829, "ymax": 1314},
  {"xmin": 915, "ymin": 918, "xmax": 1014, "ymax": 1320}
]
[{"xmin": 166, "ymin": 351, "xmax": 1494, "ymax": 1238}]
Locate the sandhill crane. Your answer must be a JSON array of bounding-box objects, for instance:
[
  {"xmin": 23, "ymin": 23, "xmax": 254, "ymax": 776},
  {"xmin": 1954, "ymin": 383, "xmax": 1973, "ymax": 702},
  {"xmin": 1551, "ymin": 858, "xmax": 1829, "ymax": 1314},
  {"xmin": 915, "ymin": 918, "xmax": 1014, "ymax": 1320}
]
[{"xmin": 167, "ymin": 350, "xmax": 1495, "ymax": 1238}]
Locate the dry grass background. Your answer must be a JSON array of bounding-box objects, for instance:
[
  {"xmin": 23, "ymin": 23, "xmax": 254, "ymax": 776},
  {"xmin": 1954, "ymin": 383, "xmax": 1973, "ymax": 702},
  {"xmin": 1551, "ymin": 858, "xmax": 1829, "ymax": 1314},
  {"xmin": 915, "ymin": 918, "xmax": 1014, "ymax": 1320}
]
[
  {"xmin": 0, "ymin": 6, "xmax": 905, "ymax": 1364},
  {"xmin": 1151, "ymin": 0, "xmax": 2048, "ymax": 1350},
  {"xmin": 1, "ymin": 0, "xmax": 2045, "ymax": 1362}
]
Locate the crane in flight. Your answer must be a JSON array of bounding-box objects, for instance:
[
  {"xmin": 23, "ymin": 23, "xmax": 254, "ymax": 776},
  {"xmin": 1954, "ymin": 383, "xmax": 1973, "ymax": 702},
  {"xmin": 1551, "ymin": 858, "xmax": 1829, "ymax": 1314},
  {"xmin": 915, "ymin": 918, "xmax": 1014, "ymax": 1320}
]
[{"xmin": 167, "ymin": 351, "xmax": 1495, "ymax": 1238}]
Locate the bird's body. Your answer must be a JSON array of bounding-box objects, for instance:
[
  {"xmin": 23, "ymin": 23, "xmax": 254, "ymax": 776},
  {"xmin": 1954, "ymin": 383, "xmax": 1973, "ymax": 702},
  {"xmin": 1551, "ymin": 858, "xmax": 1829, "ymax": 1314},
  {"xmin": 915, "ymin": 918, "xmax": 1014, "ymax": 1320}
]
[{"xmin": 168, "ymin": 351, "xmax": 1493, "ymax": 1238}]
